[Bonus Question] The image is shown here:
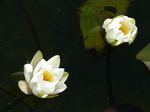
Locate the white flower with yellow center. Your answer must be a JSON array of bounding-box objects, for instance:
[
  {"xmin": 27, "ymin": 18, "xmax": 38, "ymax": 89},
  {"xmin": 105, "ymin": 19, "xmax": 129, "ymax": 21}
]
[
  {"xmin": 102, "ymin": 15, "xmax": 137, "ymax": 46},
  {"xmin": 18, "ymin": 51, "xmax": 69, "ymax": 98}
]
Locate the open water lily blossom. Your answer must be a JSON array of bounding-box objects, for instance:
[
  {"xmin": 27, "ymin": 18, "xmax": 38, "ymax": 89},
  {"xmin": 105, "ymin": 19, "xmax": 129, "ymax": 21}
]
[
  {"xmin": 102, "ymin": 15, "xmax": 137, "ymax": 46},
  {"xmin": 18, "ymin": 51, "xmax": 69, "ymax": 98}
]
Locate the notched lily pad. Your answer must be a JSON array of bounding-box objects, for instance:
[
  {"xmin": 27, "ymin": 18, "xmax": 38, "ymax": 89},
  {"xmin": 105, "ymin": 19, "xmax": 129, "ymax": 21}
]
[
  {"xmin": 79, "ymin": 0, "xmax": 130, "ymax": 55},
  {"xmin": 104, "ymin": 6, "xmax": 117, "ymax": 14},
  {"xmin": 136, "ymin": 43, "xmax": 150, "ymax": 70}
]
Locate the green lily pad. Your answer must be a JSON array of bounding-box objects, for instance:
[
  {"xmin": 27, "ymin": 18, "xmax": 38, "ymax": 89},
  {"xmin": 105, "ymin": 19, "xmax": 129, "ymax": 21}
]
[
  {"xmin": 136, "ymin": 43, "xmax": 150, "ymax": 70},
  {"xmin": 79, "ymin": 0, "xmax": 130, "ymax": 55}
]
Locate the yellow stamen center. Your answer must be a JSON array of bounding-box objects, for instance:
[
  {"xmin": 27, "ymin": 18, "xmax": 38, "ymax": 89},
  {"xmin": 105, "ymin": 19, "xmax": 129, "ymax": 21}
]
[
  {"xmin": 43, "ymin": 71, "xmax": 54, "ymax": 82},
  {"xmin": 119, "ymin": 22, "xmax": 129, "ymax": 35}
]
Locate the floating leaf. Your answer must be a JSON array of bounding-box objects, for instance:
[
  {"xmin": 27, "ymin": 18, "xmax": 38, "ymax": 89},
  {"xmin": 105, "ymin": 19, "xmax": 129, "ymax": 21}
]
[
  {"xmin": 136, "ymin": 43, "xmax": 150, "ymax": 70},
  {"xmin": 104, "ymin": 104, "xmax": 143, "ymax": 112},
  {"xmin": 10, "ymin": 72, "xmax": 24, "ymax": 81},
  {"xmin": 79, "ymin": 0, "xmax": 130, "ymax": 55}
]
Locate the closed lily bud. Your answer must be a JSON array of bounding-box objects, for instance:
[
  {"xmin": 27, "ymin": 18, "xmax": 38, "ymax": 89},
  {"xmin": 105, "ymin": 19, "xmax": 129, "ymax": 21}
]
[{"xmin": 102, "ymin": 15, "xmax": 137, "ymax": 46}]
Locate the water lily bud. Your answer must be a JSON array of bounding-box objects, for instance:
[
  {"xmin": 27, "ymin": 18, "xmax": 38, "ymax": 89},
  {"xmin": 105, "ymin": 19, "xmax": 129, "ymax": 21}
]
[
  {"xmin": 102, "ymin": 15, "xmax": 137, "ymax": 46},
  {"xmin": 18, "ymin": 51, "xmax": 69, "ymax": 98}
]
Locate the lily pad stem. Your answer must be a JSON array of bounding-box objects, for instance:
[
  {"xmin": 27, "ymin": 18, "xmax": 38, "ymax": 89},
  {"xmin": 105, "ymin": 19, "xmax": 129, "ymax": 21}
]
[
  {"xmin": 106, "ymin": 47, "xmax": 115, "ymax": 106},
  {"xmin": 0, "ymin": 84, "xmax": 17, "ymax": 96},
  {"xmin": 61, "ymin": 34, "xmax": 81, "ymax": 66},
  {"xmin": 19, "ymin": 0, "xmax": 42, "ymax": 51}
]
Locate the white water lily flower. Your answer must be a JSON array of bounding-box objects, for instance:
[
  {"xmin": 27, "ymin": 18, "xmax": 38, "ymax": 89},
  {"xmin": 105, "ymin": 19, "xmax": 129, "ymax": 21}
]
[
  {"xmin": 102, "ymin": 15, "xmax": 137, "ymax": 46},
  {"xmin": 18, "ymin": 50, "xmax": 69, "ymax": 98}
]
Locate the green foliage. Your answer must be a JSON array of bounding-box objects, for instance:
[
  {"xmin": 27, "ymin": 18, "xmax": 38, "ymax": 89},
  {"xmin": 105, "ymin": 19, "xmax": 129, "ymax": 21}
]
[
  {"xmin": 136, "ymin": 43, "xmax": 150, "ymax": 70},
  {"xmin": 79, "ymin": 0, "xmax": 130, "ymax": 55}
]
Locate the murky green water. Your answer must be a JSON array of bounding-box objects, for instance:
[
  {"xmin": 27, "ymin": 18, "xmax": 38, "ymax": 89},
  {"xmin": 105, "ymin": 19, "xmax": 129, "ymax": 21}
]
[{"xmin": 0, "ymin": 0, "xmax": 150, "ymax": 112}]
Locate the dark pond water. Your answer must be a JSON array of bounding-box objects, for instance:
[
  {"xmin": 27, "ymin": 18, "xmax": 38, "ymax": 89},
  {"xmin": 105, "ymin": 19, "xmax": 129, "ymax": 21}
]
[{"xmin": 0, "ymin": 0, "xmax": 150, "ymax": 112}]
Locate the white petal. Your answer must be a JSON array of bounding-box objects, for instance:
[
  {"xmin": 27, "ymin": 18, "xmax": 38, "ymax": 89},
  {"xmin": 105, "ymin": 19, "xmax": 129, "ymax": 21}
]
[
  {"xmin": 107, "ymin": 30, "xmax": 124, "ymax": 46},
  {"xmin": 108, "ymin": 21, "xmax": 121, "ymax": 30},
  {"xmin": 111, "ymin": 17, "xmax": 122, "ymax": 25},
  {"xmin": 60, "ymin": 72, "xmax": 69, "ymax": 82},
  {"xmin": 32, "ymin": 84, "xmax": 48, "ymax": 98},
  {"xmin": 128, "ymin": 18, "xmax": 135, "ymax": 24},
  {"xmin": 30, "ymin": 50, "xmax": 43, "ymax": 68},
  {"xmin": 30, "ymin": 70, "xmax": 43, "ymax": 89},
  {"xmin": 115, "ymin": 30, "xmax": 124, "ymax": 40},
  {"xmin": 130, "ymin": 25, "xmax": 138, "ymax": 38},
  {"xmin": 106, "ymin": 28, "xmax": 115, "ymax": 40},
  {"xmin": 18, "ymin": 80, "xmax": 32, "ymax": 95},
  {"xmin": 33, "ymin": 59, "xmax": 46, "ymax": 75},
  {"xmin": 24, "ymin": 64, "xmax": 33, "ymax": 83},
  {"xmin": 102, "ymin": 18, "xmax": 112, "ymax": 29},
  {"xmin": 40, "ymin": 81, "xmax": 56, "ymax": 94},
  {"xmin": 47, "ymin": 55, "xmax": 60, "ymax": 69},
  {"xmin": 51, "ymin": 82, "xmax": 67, "ymax": 94},
  {"xmin": 30, "ymin": 71, "xmax": 56, "ymax": 95},
  {"xmin": 53, "ymin": 68, "xmax": 64, "ymax": 81},
  {"xmin": 106, "ymin": 28, "xmax": 118, "ymax": 42}
]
